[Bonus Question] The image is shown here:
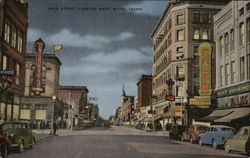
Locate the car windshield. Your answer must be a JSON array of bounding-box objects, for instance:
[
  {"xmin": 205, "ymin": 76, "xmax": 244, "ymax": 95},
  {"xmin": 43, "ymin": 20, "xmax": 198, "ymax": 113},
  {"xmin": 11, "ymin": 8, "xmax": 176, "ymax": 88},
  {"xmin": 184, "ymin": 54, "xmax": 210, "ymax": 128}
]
[
  {"xmin": 221, "ymin": 128, "xmax": 234, "ymax": 133},
  {"xmin": 1, "ymin": 123, "xmax": 27, "ymax": 130}
]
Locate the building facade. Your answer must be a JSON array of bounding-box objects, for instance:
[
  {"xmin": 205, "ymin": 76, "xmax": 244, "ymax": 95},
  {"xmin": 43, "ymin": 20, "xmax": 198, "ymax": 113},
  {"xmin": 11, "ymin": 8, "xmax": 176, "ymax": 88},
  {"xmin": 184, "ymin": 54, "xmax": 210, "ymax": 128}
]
[
  {"xmin": 0, "ymin": 0, "xmax": 28, "ymax": 123},
  {"xmin": 58, "ymin": 86, "xmax": 88, "ymax": 126},
  {"xmin": 213, "ymin": 1, "xmax": 250, "ymax": 129},
  {"xmin": 20, "ymin": 53, "xmax": 63, "ymax": 124},
  {"xmin": 151, "ymin": 0, "xmax": 230, "ymax": 127},
  {"xmin": 120, "ymin": 89, "xmax": 135, "ymax": 123}
]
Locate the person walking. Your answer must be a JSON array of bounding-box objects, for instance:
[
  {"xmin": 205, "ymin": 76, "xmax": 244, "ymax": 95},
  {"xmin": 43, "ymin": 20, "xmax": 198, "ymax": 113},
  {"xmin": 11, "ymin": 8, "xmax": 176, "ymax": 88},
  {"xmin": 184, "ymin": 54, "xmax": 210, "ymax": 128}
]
[{"xmin": 53, "ymin": 122, "xmax": 58, "ymax": 135}]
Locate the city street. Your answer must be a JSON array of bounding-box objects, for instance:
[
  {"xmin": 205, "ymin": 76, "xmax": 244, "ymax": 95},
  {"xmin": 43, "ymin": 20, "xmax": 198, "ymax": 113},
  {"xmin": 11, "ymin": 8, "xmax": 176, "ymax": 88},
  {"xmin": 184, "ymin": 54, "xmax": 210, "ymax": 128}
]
[{"xmin": 8, "ymin": 126, "xmax": 248, "ymax": 158}]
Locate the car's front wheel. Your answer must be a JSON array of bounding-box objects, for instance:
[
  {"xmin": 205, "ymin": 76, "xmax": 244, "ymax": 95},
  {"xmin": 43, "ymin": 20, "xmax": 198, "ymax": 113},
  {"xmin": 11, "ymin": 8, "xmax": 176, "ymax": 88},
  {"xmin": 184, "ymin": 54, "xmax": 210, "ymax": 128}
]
[
  {"xmin": 2, "ymin": 145, "xmax": 8, "ymax": 158},
  {"xmin": 212, "ymin": 140, "xmax": 218, "ymax": 149},
  {"xmin": 224, "ymin": 142, "xmax": 231, "ymax": 153},
  {"xmin": 199, "ymin": 139, "xmax": 203, "ymax": 146},
  {"xmin": 18, "ymin": 141, "xmax": 24, "ymax": 153}
]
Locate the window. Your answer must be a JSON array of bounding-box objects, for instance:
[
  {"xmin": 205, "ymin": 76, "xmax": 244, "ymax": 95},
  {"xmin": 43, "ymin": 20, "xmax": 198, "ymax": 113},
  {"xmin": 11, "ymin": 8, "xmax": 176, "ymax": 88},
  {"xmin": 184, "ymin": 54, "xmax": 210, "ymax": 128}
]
[
  {"xmin": 176, "ymin": 47, "xmax": 184, "ymax": 59},
  {"xmin": 230, "ymin": 29, "xmax": 234, "ymax": 51},
  {"xmin": 220, "ymin": 36, "xmax": 224, "ymax": 56},
  {"xmin": 201, "ymin": 12, "xmax": 209, "ymax": 23},
  {"xmin": 240, "ymin": 57, "xmax": 245, "ymax": 81},
  {"xmin": 247, "ymin": 18, "xmax": 250, "ymax": 43},
  {"xmin": 247, "ymin": 54, "xmax": 250, "ymax": 79},
  {"xmin": 17, "ymin": 29, "xmax": 23, "ymax": 53},
  {"xmin": 193, "ymin": 12, "xmax": 200, "ymax": 23},
  {"xmin": 239, "ymin": 7, "xmax": 244, "ymax": 16},
  {"xmin": 220, "ymin": 66, "xmax": 224, "ymax": 86},
  {"xmin": 168, "ymin": 33, "xmax": 172, "ymax": 45},
  {"xmin": 225, "ymin": 64, "xmax": 229, "ymax": 85},
  {"xmin": 247, "ymin": 2, "xmax": 250, "ymax": 11},
  {"xmin": 177, "ymin": 29, "xmax": 184, "ymax": 41},
  {"xmin": 15, "ymin": 63, "xmax": 20, "ymax": 85},
  {"xmin": 193, "ymin": 28, "xmax": 200, "ymax": 39},
  {"xmin": 177, "ymin": 14, "xmax": 184, "ymax": 25},
  {"xmin": 4, "ymin": 18, "xmax": 10, "ymax": 43},
  {"xmin": 225, "ymin": 33, "xmax": 229, "ymax": 54},
  {"xmin": 176, "ymin": 83, "xmax": 183, "ymax": 97},
  {"xmin": 176, "ymin": 66, "xmax": 184, "ymax": 77},
  {"xmin": 168, "ymin": 51, "xmax": 172, "ymax": 62},
  {"xmin": 2, "ymin": 55, "xmax": 8, "ymax": 70},
  {"xmin": 239, "ymin": 23, "xmax": 245, "ymax": 46},
  {"xmin": 231, "ymin": 61, "xmax": 236, "ymax": 84},
  {"xmin": 202, "ymin": 29, "xmax": 208, "ymax": 40},
  {"xmin": 11, "ymin": 24, "xmax": 17, "ymax": 48}
]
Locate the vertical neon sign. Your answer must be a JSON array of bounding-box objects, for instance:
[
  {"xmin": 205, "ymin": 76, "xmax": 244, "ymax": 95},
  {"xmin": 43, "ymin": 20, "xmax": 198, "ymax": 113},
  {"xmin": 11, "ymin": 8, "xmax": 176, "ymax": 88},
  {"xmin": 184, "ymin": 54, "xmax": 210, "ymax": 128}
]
[
  {"xmin": 32, "ymin": 38, "xmax": 45, "ymax": 95},
  {"xmin": 198, "ymin": 42, "xmax": 212, "ymax": 96}
]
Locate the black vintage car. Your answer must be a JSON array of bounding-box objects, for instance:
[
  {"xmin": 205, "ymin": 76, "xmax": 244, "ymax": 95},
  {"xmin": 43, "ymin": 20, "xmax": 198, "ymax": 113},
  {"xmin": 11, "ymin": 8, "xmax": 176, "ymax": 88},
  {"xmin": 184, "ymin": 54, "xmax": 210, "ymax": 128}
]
[{"xmin": 169, "ymin": 125, "xmax": 188, "ymax": 140}]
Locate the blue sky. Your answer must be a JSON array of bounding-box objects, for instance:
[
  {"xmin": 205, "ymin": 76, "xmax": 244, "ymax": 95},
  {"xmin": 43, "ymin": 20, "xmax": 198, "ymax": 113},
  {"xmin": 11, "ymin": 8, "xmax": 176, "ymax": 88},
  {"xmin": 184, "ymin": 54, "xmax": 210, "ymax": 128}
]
[{"xmin": 26, "ymin": 0, "xmax": 168, "ymax": 119}]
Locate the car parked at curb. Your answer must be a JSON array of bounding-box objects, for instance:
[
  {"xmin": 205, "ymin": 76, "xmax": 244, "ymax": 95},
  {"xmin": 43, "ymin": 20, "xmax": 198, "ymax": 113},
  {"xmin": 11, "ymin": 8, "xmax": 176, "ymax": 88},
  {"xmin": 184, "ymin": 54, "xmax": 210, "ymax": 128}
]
[
  {"xmin": 169, "ymin": 125, "xmax": 188, "ymax": 140},
  {"xmin": 0, "ymin": 131, "xmax": 11, "ymax": 158},
  {"xmin": 181, "ymin": 124, "xmax": 209, "ymax": 143},
  {"xmin": 224, "ymin": 126, "xmax": 250, "ymax": 156},
  {"xmin": 0, "ymin": 121, "xmax": 36, "ymax": 153},
  {"xmin": 199, "ymin": 125, "xmax": 235, "ymax": 149}
]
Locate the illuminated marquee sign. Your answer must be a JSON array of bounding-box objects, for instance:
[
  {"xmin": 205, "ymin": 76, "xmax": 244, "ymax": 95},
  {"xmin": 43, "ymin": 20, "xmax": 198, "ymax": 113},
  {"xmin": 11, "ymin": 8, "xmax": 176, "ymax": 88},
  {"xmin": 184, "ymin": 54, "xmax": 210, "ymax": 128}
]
[
  {"xmin": 198, "ymin": 42, "xmax": 212, "ymax": 96},
  {"xmin": 32, "ymin": 39, "xmax": 45, "ymax": 96},
  {"xmin": 189, "ymin": 96, "xmax": 211, "ymax": 106}
]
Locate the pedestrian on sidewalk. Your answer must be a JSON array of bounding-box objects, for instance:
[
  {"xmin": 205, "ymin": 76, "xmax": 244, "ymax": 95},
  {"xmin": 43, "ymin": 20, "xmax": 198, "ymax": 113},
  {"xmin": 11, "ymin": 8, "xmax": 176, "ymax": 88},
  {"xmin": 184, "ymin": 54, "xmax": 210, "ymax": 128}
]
[{"xmin": 53, "ymin": 122, "xmax": 58, "ymax": 135}]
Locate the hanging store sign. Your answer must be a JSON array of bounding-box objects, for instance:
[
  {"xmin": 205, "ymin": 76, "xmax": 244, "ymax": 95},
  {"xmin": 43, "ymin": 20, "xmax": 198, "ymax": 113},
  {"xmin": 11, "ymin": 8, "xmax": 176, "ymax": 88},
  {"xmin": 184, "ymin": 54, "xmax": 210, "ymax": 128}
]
[
  {"xmin": 32, "ymin": 38, "xmax": 45, "ymax": 96},
  {"xmin": 198, "ymin": 42, "xmax": 212, "ymax": 96},
  {"xmin": 166, "ymin": 95, "xmax": 175, "ymax": 101}
]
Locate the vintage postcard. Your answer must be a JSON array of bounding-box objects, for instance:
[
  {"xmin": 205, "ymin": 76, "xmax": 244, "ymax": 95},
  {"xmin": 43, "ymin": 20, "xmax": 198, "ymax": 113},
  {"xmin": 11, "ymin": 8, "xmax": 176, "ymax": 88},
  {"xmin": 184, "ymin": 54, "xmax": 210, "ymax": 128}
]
[{"xmin": 0, "ymin": 0, "xmax": 249, "ymax": 158}]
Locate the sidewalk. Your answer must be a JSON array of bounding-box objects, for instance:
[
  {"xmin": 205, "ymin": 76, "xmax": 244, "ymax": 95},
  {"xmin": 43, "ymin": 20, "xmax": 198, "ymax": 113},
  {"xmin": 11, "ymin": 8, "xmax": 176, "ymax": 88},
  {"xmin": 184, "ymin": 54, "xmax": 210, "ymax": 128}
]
[{"xmin": 33, "ymin": 129, "xmax": 55, "ymax": 142}]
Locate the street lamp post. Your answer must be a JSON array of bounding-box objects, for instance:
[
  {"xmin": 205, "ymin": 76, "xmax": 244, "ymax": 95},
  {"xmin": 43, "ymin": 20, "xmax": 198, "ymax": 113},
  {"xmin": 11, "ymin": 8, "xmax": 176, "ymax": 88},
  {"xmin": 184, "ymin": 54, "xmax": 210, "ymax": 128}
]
[{"xmin": 51, "ymin": 95, "xmax": 56, "ymax": 135}]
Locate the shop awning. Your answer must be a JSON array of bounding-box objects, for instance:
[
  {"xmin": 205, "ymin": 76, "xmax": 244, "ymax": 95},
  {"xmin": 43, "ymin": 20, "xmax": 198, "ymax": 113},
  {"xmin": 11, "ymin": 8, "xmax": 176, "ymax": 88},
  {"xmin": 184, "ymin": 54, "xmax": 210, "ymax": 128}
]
[
  {"xmin": 214, "ymin": 107, "xmax": 250, "ymax": 123},
  {"xmin": 197, "ymin": 109, "xmax": 234, "ymax": 122},
  {"xmin": 153, "ymin": 115, "xmax": 163, "ymax": 121}
]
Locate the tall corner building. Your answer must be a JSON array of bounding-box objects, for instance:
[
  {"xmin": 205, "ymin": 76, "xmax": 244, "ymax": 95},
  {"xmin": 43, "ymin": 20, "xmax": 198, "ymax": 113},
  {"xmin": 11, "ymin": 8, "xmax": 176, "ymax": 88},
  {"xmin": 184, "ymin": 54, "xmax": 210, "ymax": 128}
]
[
  {"xmin": 211, "ymin": 1, "xmax": 250, "ymax": 129},
  {"xmin": 151, "ymin": 0, "xmax": 230, "ymax": 126},
  {"xmin": 0, "ymin": 0, "xmax": 28, "ymax": 122}
]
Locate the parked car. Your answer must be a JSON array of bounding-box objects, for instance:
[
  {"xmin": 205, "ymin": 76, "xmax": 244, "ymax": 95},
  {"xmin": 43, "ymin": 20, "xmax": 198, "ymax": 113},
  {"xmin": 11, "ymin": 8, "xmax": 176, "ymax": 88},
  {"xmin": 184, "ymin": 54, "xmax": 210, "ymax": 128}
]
[
  {"xmin": 181, "ymin": 124, "xmax": 209, "ymax": 143},
  {"xmin": 135, "ymin": 123, "xmax": 145, "ymax": 130},
  {"xmin": 224, "ymin": 126, "xmax": 250, "ymax": 156},
  {"xmin": 0, "ymin": 121, "xmax": 36, "ymax": 153},
  {"xmin": 169, "ymin": 125, "xmax": 188, "ymax": 140},
  {"xmin": 199, "ymin": 125, "xmax": 235, "ymax": 149},
  {"xmin": 0, "ymin": 131, "xmax": 11, "ymax": 158}
]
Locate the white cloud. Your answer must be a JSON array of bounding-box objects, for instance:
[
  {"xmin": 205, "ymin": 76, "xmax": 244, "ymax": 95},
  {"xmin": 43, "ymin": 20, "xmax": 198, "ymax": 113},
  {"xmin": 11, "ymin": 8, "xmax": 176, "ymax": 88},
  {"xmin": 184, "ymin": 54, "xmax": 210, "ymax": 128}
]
[
  {"xmin": 27, "ymin": 28, "xmax": 46, "ymax": 42},
  {"xmin": 125, "ymin": 1, "xmax": 168, "ymax": 16},
  {"xmin": 83, "ymin": 48, "xmax": 150, "ymax": 65},
  {"xmin": 27, "ymin": 28, "xmax": 135, "ymax": 49}
]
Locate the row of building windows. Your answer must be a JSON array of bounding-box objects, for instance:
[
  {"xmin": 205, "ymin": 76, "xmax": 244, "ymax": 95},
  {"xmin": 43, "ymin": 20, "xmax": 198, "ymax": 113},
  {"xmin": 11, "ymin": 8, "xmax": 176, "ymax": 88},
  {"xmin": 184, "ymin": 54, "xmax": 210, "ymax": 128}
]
[
  {"xmin": 219, "ymin": 18, "xmax": 250, "ymax": 56},
  {"xmin": 153, "ymin": 34, "xmax": 172, "ymax": 63},
  {"xmin": 4, "ymin": 17, "xmax": 24, "ymax": 54},
  {"xmin": 219, "ymin": 55, "xmax": 250, "ymax": 87},
  {"xmin": 1, "ymin": 53, "xmax": 21, "ymax": 85},
  {"xmin": 239, "ymin": 2, "xmax": 250, "ymax": 16},
  {"xmin": 154, "ymin": 11, "xmax": 211, "ymax": 51}
]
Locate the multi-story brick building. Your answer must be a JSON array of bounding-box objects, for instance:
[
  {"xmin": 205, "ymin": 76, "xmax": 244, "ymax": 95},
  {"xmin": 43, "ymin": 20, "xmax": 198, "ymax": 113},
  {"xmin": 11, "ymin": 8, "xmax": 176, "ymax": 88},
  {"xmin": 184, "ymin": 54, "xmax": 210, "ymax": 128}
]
[
  {"xmin": 120, "ymin": 89, "xmax": 134, "ymax": 122},
  {"xmin": 151, "ymin": 0, "xmax": 230, "ymax": 127},
  {"xmin": 0, "ymin": 0, "xmax": 28, "ymax": 123},
  {"xmin": 136, "ymin": 75, "xmax": 152, "ymax": 122},
  {"xmin": 211, "ymin": 1, "xmax": 250, "ymax": 129}
]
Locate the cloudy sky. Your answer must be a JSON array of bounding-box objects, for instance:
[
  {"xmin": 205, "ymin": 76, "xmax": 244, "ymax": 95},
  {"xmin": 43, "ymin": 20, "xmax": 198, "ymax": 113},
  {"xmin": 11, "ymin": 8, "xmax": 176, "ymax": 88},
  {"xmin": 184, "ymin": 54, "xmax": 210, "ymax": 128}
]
[{"xmin": 26, "ymin": 0, "xmax": 168, "ymax": 119}]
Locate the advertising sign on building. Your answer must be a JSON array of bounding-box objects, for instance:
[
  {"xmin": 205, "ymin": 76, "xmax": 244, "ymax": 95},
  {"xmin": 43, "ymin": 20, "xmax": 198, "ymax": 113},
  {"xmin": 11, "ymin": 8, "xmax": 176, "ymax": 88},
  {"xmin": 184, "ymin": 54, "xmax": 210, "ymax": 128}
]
[
  {"xmin": 198, "ymin": 42, "xmax": 212, "ymax": 96},
  {"xmin": 32, "ymin": 38, "xmax": 45, "ymax": 96}
]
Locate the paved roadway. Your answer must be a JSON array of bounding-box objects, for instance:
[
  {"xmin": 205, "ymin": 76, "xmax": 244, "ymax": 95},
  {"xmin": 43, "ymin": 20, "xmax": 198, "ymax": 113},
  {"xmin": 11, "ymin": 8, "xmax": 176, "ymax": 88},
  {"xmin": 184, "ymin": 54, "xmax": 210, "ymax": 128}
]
[{"xmin": 8, "ymin": 126, "xmax": 248, "ymax": 158}]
